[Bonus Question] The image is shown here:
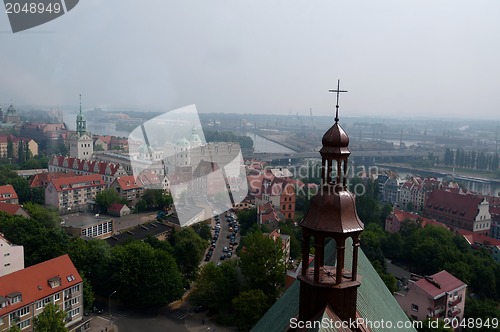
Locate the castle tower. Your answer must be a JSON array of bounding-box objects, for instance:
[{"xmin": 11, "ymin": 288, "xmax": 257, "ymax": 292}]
[
  {"xmin": 69, "ymin": 94, "xmax": 93, "ymax": 159},
  {"xmin": 298, "ymin": 80, "xmax": 364, "ymax": 328}
]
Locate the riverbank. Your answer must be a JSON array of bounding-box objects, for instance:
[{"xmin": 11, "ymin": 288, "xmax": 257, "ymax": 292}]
[{"xmin": 377, "ymin": 163, "xmax": 500, "ymax": 183}]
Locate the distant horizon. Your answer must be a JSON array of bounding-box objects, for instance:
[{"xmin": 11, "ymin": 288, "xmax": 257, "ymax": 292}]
[{"xmin": 8, "ymin": 102, "xmax": 500, "ymax": 123}]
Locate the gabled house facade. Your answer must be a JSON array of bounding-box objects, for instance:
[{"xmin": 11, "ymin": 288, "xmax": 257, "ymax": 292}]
[{"xmin": 0, "ymin": 185, "xmax": 18, "ymax": 205}]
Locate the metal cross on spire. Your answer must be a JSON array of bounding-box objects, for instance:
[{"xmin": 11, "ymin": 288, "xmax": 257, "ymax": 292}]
[
  {"xmin": 329, "ymin": 79, "xmax": 348, "ymax": 123},
  {"xmin": 79, "ymin": 94, "xmax": 82, "ymax": 114}
]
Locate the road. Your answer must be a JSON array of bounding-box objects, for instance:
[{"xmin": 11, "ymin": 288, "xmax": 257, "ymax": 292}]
[{"xmin": 202, "ymin": 212, "xmax": 241, "ymax": 265}]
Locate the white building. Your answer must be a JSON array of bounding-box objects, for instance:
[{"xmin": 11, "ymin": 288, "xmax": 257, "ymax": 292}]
[{"xmin": 0, "ymin": 234, "xmax": 24, "ymax": 277}]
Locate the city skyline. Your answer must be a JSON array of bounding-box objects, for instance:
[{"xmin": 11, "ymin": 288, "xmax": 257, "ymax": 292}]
[{"xmin": 2, "ymin": 1, "xmax": 500, "ymax": 119}]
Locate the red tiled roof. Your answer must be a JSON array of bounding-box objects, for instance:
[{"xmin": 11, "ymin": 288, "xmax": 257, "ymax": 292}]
[
  {"xmin": 95, "ymin": 136, "xmax": 112, "ymax": 144},
  {"xmin": 0, "ymin": 202, "xmax": 23, "ymax": 215},
  {"xmin": 413, "ymin": 270, "xmax": 466, "ymax": 299},
  {"xmin": 30, "ymin": 172, "xmax": 76, "ymax": 188},
  {"xmin": 0, "ymin": 185, "xmax": 18, "ymax": 201},
  {"xmin": 456, "ymin": 229, "xmax": 500, "ymax": 247},
  {"xmin": 114, "ymin": 176, "xmax": 142, "ymax": 190},
  {"xmin": 50, "ymin": 174, "xmax": 104, "ymax": 192},
  {"xmin": 138, "ymin": 172, "xmax": 162, "ymax": 186},
  {"xmin": 0, "ymin": 255, "xmax": 82, "ymax": 315},
  {"xmin": 425, "ymin": 189, "xmax": 484, "ymax": 221},
  {"xmin": 0, "ymin": 135, "xmax": 34, "ymax": 144},
  {"xmin": 108, "ymin": 203, "xmax": 126, "ymax": 212},
  {"xmin": 389, "ymin": 209, "xmax": 449, "ymax": 230},
  {"xmin": 50, "ymin": 155, "xmax": 122, "ymax": 176}
]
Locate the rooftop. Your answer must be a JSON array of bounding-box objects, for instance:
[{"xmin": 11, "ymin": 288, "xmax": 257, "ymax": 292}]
[
  {"xmin": 49, "ymin": 174, "xmax": 104, "ymax": 192},
  {"xmin": 62, "ymin": 213, "xmax": 113, "ymax": 228},
  {"xmin": 252, "ymin": 238, "xmax": 416, "ymax": 332},
  {"xmin": 105, "ymin": 221, "xmax": 172, "ymax": 247},
  {"xmin": 0, "ymin": 255, "xmax": 82, "ymax": 316},
  {"xmin": 412, "ymin": 270, "xmax": 467, "ymax": 299}
]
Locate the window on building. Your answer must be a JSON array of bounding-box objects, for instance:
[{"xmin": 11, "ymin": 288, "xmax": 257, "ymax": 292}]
[
  {"xmin": 411, "ymin": 304, "xmax": 419, "ymax": 312},
  {"xmin": 18, "ymin": 306, "xmax": 29, "ymax": 316}
]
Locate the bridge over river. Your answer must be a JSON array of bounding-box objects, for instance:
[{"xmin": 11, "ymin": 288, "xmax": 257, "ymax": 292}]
[{"xmin": 253, "ymin": 150, "xmax": 435, "ymax": 162}]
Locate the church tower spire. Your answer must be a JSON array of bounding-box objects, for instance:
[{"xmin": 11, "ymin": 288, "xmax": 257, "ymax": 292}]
[
  {"xmin": 76, "ymin": 94, "xmax": 86, "ymax": 137},
  {"xmin": 298, "ymin": 80, "xmax": 364, "ymax": 328}
]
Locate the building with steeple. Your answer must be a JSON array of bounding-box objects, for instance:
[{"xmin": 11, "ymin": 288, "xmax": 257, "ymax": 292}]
[
  {"xmin": 2, "ymin": 105, "xmax": 21, "ymax": 124},
  {"xmin": 69, "ymin": 95, "xmax": 93, "ymax": 160},
  {"xmin": 298, "ymin": 82, "xmax": 364, "ymax": 326},
  {"xmin": 252, "ymin": 81, "xmax": 417, "ymax": 332}
]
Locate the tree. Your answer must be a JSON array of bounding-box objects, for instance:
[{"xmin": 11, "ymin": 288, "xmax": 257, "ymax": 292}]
[
  {"xmin": 7, "ymin": 137, "xmax": 14, "ymax": 159},
  {"xmin": 239, "ymin": 231, "xmax": 285, "ymax": 302},
  {"xmin": 29, "ymin": 187, "xmax": 45, "ymax": 205},
  {"xmin": 23, "ymin": 202, "xmax": 60, "ymax": 228},
  {"xmin": 17, "ymin": 141, "xmax": 25, "ymax": 163},
  {"xmin": 82, "ymin": 275, "xmax": 95, "ymax": 312},
  {"xmin": 463, "ymin": 298, "xmax": 500, "ymax": 332},
  {"xmin": 108, "ymin": 241, "xmax": 184, "ymax": 306},
  {"xmin": 140, "ymin": 189, "xmax": 173, "ymax": 210},
  {"xmin": 190, "ymin": 261, "xmax": 239, "ymax": 313},
  {"xmin": 232, "ymin": 289, "xmax": 269, "ymax": 331},
  {"xmin": 95, "ymin": 188, "xmax": 124, "ymax": 213},
  {"xmin": 0, "ymin": 214, "xmax": 70, "ymax": 266},
  {"xmin": 33, "ymin": 303, "xmax": 68, "ymax": 332},
  {"xmin": 237, "ymin": 208, "xmax": 257, "ymax": 235},
  {"xmin": 191, "ymin": 222, "xmax": 212, "ymax": 241},
  {"xmin": 170, "ymin": 227, "xmax": 207, "ymax": 279},
  {"xmin": 67, "ymin": 238, "xmax": 111, "ymax": 294},
  {"xmin": 8, "ymin": 177, "xmax": 30, "ymax": 204}
]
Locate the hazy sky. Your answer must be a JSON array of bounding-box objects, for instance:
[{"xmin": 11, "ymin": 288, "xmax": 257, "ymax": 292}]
[{"xmin": 1, "ymin": 1, "xmax": 500, "ymax": 119}]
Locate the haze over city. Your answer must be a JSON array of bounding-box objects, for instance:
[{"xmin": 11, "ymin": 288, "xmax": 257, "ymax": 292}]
[{"xmin": 2, "ymin": 0, "xmax": 500, "ymax": 119}]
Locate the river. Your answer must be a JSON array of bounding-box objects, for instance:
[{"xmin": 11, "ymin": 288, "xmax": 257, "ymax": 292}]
[
  {"xmin": 243, "ymin": 132, "xmax": 295, "ymax": 154},
  {"xmin": 380, "ymin": 165, "xmax": 500, "ymax": 196}
]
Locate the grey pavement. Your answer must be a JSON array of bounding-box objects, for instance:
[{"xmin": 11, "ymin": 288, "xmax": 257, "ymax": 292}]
[
  {"xmin": 87, "ymin": 315, "xmax": 119, "ymax": 332},
  {"xmin": 111, "ymin": 212, "xmax": 157, "ymax": 232}
]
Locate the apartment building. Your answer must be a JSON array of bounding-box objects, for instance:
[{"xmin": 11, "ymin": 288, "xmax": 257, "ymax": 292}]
[
  {"xmin": 0, "ymin": 255, "xmax": 85, "ymax": 331},
  {"xmin": 109, "ymin": 175, "xmax": 145, "ymax": 203},
  {"xmin": 45, "ymin": 174, "xmax": 106, "ymax": 213},
  {"xmin": 395, "ymin": 271, "xmax": 466, "ymax": 322}
]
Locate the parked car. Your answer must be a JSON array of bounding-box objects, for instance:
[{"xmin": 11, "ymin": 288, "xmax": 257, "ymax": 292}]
[
  {"xmin": 194, "ymin": 305, "xmax": 207, "ymax": 313},
  {"xmin": 220, "ymin": 254, "xmax": 226, "ymax": 260}
]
